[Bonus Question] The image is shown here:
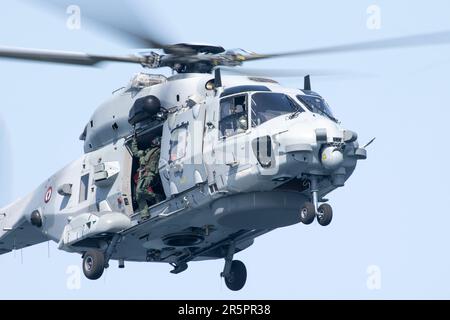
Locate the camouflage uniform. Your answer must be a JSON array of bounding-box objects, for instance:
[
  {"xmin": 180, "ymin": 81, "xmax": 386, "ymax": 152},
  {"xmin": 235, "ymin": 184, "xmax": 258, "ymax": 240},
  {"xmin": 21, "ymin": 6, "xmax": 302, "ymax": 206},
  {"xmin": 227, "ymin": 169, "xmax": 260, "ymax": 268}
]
[{"xmin": 131, "ymin": 137, "xmax": 161, "ymax": 219}]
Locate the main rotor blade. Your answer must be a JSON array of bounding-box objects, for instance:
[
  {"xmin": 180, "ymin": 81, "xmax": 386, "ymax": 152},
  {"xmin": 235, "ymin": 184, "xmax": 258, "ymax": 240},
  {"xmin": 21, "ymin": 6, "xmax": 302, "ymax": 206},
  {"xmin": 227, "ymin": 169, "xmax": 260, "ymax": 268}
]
[
  {"xmin": 0, "ymin": 47, "xmax": 143, "ymax": 66},
  {"xmin": 221, "ymin": 67, "xmax": 349, "ymax": 78},
  {"xmin": 33, "ymin": 0, "xmax": 174, "ymax": 49},
  {"xmin": 244, "ymin": 30, "xmax": 450, "ymax": 61}
]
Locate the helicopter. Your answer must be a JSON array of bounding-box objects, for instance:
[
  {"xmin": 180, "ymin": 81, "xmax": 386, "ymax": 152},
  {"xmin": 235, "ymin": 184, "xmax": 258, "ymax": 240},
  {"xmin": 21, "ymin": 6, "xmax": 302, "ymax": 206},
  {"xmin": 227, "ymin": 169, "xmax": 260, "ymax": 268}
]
[{"xmin": 1, "ymin": 3, "xmax": 450, "ymax": 292}]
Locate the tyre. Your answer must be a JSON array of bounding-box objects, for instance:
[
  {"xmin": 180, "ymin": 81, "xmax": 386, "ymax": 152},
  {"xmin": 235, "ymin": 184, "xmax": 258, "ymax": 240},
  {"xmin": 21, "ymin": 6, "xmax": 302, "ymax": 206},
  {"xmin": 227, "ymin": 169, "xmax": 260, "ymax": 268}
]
[
  {"xmin": 225, "ymin": 260, "xmax": 247, "ymax": 291},
  {"xmin": 300, "ymin": 202, "xmax": 316, "ymax": 225},
  {"xmin": 82, "ymin": 250, "xmax": 105, "ymax": 280},
  {"xmin": 317, "ymin": 203, "xmax": 333, "ymax": 226}
]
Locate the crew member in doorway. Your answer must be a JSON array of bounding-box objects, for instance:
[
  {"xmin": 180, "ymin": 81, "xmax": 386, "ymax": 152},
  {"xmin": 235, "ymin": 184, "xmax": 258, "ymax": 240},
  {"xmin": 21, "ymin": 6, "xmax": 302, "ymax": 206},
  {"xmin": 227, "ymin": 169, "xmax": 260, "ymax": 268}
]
[{"xmin": 131, "ymin": 135, "xmax": 161, "ymax": 219}]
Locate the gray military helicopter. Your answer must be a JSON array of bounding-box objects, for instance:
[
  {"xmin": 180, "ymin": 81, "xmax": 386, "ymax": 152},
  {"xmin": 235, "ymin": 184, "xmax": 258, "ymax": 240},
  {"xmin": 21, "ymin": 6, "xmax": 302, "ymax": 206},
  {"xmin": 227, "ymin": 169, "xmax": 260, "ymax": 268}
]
[{"xmin": 1, "ymin": 4, "xmax": 449, "ymax": 291}]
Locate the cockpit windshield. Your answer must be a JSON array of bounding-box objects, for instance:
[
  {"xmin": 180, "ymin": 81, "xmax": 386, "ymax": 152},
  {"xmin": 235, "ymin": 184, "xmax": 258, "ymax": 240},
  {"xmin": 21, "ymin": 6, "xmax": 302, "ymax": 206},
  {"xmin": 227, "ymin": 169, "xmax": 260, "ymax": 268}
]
[
  {"xmin": 296, "ymin": 95, "xmax": 337, "ymax": 122},
  {"xmin": 251, "ymin": 92, "xmax": 303, "ymax": 127}
]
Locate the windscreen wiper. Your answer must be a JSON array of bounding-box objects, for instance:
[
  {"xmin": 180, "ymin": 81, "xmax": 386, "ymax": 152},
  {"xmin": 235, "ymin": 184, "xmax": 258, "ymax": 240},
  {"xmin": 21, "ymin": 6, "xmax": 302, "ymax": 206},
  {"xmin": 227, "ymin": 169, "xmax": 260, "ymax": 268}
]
[
  {"xmin": 321, "ymin": 110, "xmax": 339, "ymax": 123},
  {"xmin": 288, "ymin": 98, "xmax": 304, "ymax": 119}
]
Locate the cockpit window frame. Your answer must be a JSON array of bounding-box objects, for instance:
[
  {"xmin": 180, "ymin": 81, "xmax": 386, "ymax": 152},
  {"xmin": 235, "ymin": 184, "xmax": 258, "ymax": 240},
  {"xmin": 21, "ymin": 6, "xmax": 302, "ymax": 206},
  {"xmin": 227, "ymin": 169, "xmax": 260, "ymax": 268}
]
[{"xmin": 220, "ymin": 85, "xmax": 271, "ymax": 98}]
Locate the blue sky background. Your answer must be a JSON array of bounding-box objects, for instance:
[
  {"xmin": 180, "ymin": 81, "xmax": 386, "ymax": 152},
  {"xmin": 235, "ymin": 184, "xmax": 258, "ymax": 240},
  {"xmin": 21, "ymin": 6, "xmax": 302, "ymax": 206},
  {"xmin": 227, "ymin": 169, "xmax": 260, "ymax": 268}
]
[{"xmin": 1, "ymin": 0, "xmax": 450, "ymax": 299}]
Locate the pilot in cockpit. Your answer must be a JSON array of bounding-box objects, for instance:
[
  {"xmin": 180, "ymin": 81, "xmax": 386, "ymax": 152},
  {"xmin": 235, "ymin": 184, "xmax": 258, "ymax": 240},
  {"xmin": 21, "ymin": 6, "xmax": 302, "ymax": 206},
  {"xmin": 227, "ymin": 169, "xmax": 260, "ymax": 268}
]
[{"xmin": 230, "ymin": 103, "xmax": 248, "ymax": 134}]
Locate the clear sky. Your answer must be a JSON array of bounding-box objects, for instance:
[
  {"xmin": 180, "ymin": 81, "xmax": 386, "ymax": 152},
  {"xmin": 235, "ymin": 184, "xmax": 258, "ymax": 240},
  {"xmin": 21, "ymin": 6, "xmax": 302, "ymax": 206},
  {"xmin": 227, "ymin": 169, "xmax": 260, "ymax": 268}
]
[{"xmin": 1, "ymin": 0, "xmax": 450, "ymax": 299}]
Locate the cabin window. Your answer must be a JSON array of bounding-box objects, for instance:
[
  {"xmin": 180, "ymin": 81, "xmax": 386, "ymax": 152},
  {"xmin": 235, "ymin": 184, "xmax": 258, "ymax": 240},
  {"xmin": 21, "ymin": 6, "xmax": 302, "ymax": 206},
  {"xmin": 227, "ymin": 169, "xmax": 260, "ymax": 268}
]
[
  {"xmin": 219, "ymin": 94, "xmax": 248, "ymax": 138},
  {"xmin": 169, "ymin": 127, "xmax": 188, "ymax": 162},
  {"xmin": 250, "ymin": 92, "xmax": 302, "ymax": 127},
  {"xmin": 79, "ymin": 174, "xmax": 89, "ymax": 203}
]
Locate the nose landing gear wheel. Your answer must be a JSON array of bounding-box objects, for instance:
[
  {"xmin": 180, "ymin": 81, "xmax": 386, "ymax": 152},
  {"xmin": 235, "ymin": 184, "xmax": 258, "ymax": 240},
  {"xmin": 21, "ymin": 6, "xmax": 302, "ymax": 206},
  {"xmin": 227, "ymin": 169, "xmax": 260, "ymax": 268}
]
[
  {"xmin": 82, "ymin": 250, "xmax": 105, "ymax": 280},
  {"xmin": 317, "ymin": 203, "xmax": 333, "ymax": 226},
  {"xmin": 224, "ymin": 260, "xmax": 247, "ymax": 291},
  {"xmin": 300, "ymin": 202, "xmax": 316, "ymax": 225}
]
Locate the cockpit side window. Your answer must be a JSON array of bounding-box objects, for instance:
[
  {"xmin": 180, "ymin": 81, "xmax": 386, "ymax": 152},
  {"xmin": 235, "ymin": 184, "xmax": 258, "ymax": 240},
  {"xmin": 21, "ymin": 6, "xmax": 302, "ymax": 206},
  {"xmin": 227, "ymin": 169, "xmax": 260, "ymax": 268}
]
[
  {"xmin": 251, "ymin": 93, "xmax": 302, "ymax": 127},
  {"xmin": 219, "ymin": 94, "xmax": 249, "ymax": 138}
]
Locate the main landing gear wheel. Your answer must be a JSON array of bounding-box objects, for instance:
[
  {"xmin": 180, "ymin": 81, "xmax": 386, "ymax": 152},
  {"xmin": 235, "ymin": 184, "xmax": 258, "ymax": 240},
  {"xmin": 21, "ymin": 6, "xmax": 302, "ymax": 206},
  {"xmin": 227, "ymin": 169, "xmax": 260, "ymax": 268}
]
[
  {"xmin": 317, "ymin": 203, "xmax": 333, "ymax": 226},
  {"xmin": 82, "ymin": 250, "xmax": 105, "ymax": 280},
  {"xmin": 224, "ymin": 260, "xmax": 247, "ymax": 291},
  {"xmin": 300, "ymin": 202, "xmax": 316, "ymax": 225}
]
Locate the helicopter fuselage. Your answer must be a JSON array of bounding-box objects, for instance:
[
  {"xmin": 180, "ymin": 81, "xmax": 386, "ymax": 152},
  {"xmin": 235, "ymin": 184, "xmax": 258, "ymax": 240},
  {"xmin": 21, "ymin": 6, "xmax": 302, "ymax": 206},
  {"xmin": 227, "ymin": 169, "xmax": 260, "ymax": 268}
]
[{"xmin": 0, "ymin": 72, "xmax": 366, "ymax": 277}]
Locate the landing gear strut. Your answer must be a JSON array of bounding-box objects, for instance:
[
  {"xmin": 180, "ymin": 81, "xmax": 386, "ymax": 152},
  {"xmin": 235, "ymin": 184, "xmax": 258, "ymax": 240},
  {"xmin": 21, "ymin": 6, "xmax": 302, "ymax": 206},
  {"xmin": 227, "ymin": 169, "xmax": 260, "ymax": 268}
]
[
  {"xmin": 221, "ymin": 243, "xmax": 247, "ymax": 291},
  {"xmin": 300, "ymin": 176, "xmax": 333, "ymax": 226}
]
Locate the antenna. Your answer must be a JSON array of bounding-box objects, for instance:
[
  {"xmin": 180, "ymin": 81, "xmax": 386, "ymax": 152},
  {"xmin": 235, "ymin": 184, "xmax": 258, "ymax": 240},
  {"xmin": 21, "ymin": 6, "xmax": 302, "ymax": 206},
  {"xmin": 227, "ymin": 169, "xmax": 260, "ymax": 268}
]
[
  {"xmin": 304, "ymin": 75, "xmax": 311, "ymax": 91},
  {"xmin": 214, "ymin": 68, "xmax": 222, "ymax": 88}
]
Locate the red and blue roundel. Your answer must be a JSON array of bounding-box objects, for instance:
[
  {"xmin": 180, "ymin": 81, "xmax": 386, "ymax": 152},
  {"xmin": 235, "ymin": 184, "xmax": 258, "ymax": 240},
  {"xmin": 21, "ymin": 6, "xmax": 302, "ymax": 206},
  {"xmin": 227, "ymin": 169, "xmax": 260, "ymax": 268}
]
[{"xmin": 44, "ymin": 187, "xmax": 52, "ymax": 203}]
